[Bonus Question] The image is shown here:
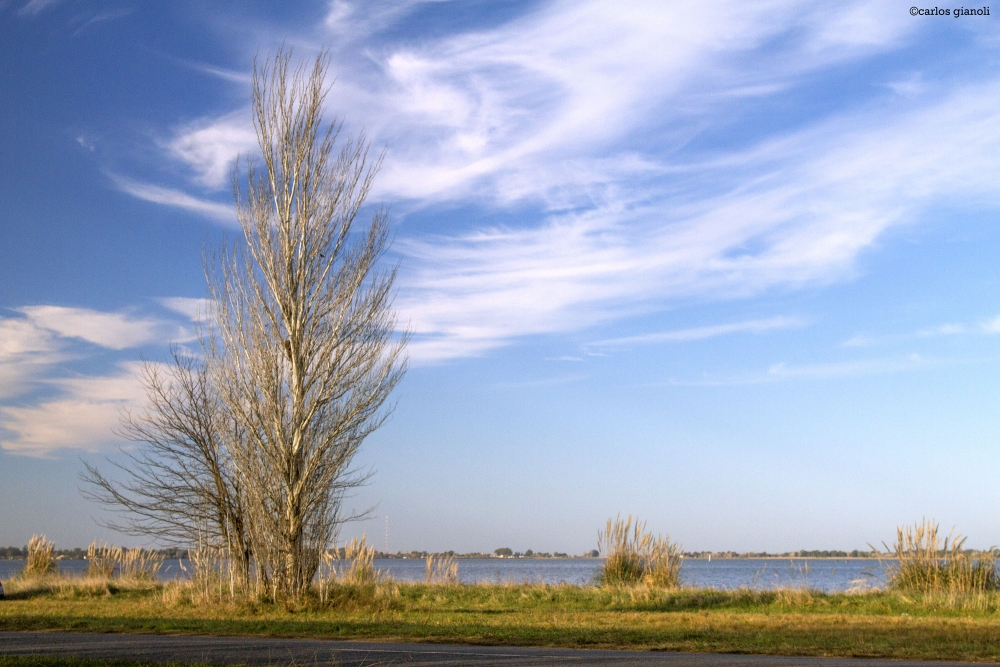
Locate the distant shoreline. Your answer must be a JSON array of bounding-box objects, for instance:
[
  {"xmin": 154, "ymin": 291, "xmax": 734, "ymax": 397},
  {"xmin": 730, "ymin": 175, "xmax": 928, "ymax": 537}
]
[
  {"xmin": 0, "ymin": 554, "xmax": 898, "ymax": 562},
  {"xmin": 1, "ymin": 549, "xmax": 990, "ymax": 562}
]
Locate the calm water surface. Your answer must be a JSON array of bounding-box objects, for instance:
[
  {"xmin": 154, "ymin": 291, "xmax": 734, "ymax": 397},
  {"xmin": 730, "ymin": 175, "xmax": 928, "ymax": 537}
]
[{"xmin": 0, "ymin": 558, "xmax": 889, "ymax": 592}]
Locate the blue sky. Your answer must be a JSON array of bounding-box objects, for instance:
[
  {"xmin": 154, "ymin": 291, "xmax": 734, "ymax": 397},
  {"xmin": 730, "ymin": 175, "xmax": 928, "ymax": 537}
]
[{"xmin": 3, "ymin": 1, "xmax": 1000, "ymax": 555}]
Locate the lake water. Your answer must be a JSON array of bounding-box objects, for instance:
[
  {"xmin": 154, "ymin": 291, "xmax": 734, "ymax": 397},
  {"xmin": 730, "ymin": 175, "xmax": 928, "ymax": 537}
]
[{"xmin": 0, "ymin": 557, "xmax": 889, "ymax": 592}]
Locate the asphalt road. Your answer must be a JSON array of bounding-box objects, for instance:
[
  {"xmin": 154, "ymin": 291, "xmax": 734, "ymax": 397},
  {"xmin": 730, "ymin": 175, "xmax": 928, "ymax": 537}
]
[{"xmin": 0, "ymin": 632, "xmax": 980, "ymax": 667}]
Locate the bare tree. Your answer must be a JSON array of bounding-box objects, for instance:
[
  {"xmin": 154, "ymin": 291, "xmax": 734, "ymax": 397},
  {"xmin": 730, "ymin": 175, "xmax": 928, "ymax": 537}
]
[
  {"xmin": 83, "ymin": 48, "xmax": 406, "ymax": 600},
  {"xmin": 210, "ymin": 49, "xmax": 406, "ymax": 598},
  {"xmin": 82, "ymin": 351, "xmax": 254, "ymax": 586}
]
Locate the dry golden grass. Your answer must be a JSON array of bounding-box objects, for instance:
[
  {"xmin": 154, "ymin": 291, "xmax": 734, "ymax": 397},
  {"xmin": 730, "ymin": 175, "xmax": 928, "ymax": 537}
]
[{"xmin": 2, "ymin": 574, "xmax": 159, "ymax": 600}]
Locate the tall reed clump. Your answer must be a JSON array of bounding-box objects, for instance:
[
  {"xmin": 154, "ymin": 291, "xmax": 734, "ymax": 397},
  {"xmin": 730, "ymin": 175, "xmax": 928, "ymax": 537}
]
[
  {"xmin": 119, "ymin": 547, "xmax": 163, "ymax": 581},
  {"xmin": 86, "ymin": 541, "xmax": 118, "ymax": 578},
  {"xmin": 425, "ymin": 553, "xmax": 459, "ymax": 584},
  {"xmin": 183, "ymin": 543, "xmax": 240, "ymax": 603},
  {"xmin": 24, "ymin": 534, "xmax": 56, "ymax": 578},
  {"xmin": 597, "ymin": 515, "xmax": 682, "ymax": 588},
  {"xmin": 337, "ymin": 536, "xmax": 382, "ymax": 585},
  {"xmin": 882, "ymin": 519, "xmax": 998, "ymax": 594},
  {"xmin": 315, "ymin": 535, "xmax": 397, "ymax": 609},
  {"xmin": 85, "ymin": 541, "xmax": 162, "ymax": 581}
]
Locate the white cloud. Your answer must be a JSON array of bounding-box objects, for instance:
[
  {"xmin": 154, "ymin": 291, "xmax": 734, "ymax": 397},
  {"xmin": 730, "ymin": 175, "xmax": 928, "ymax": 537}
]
[
  {"xmin": 982, "ymin": 316, "xmax": 1000, "ymax": 333},
  {"xmin": 109, "ymin": 175, "xmax": 236, "ymax": 223},
  {"xmin": 667, "ymin": 353, "xmax": 979, "ymax": 386},
  {"xmin": 323, "ymin": 0, "xmax": 441, "ymax": 41},
  {"xmin": 0, "ymin": 363, "xmax": 147, "ymax": 457},
  {"xmin": 180, "ymin": 61, "xmax": 251, "ymax": 85},
  {"xmin": 917, "ymin": 324, "xmax": 966, "ymax": 337},
  {"xmin": 0, "ymin": 303, "xmax": 202, "ymax": 456},
  {"xmin": 589, "ymin": 317, "xmax": 806, "ymax": 350},
  {"xmin": 358, "ymin": 0, "xmax": 913, "ymax": 206},
  {"xmin": 20, "ymin": 306, "xmax": 168, "ymax": 350},
  {"xmin": 844, "ymin": 320, "xmax": 988, "ymax": 347},
  {"xmin": 886, "ymin": 72, "xmax": 927, "ymax": 97},
  {"xmin": 164, "ymin": 110, "xmax": 257, "ymax": 189},
  {"xmin": 0, "ymin": 305, "xmax": 186, "ymax": 401},
  {"xmin": 841, "ymin": 335, "xmax": 873, "ymax": 348},
  {"xmin": 394, "ymin": 79, "xmax": 1000, "ymax": 361},
  {"xmin": 766, "ymin": 355, "xmax": 933, "ymax": 380},
  {"xmin": 163, "ymin": 1, "xmax": 913, "ymax": 211},
  {"xmin": 157, "ymin": 297, "xmax": 212, "ymax": 323},
  {"xmin": 17, "ymin": 0, "xmax": 61, "ymax": 16},
  {"xmin": 76, "ymin": 135, "xmax": 96, "ymax": 152},
  {"xmin": 122, "ymin": 2, "xmax": 1000, "ymax": 361},
  {"xmin": 0, "ymin": 317, "xmax": 64, "ymax": 399},
  {"xmin": 72, "ymin": 8, "xmax": 134, "ymax": 34}
]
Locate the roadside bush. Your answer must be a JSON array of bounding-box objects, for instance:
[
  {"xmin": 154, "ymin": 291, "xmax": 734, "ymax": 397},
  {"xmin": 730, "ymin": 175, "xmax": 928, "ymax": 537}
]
[{"xmin": 597, "ymin": 515, "xmax": 682, "ymax": 588}]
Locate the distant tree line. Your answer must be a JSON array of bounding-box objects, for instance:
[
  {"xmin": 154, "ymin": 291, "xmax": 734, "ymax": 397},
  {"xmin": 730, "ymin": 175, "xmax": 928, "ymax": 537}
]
[
  {"xmin": 0, "ymin": 546, "xmax": 189, "ymax": 560},
  {"xmin": 682, "ymin": 550, "xmax": 879, "ymax": 559},
  {"xmin": 357, "ymin": 549, "xmax": 586, "ymax": 559}
]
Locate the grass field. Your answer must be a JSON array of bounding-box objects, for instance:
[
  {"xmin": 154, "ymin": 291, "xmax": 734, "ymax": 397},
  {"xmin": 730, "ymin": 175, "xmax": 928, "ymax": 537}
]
[{"xmin": 6, "ymin": 577, "xmax": 1000, "ymax": 661}]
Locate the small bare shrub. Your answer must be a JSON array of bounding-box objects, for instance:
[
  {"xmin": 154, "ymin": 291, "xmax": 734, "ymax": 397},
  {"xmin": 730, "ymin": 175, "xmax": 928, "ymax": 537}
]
[
  {"xmin": 425, "ymin": 554, "xmax": 459, "ymax": 584},
  {"xmin": 24, "ymin": 534, "xmax": 56, "ymax": 578},
  {"xmin": 597, "ymin": 515, "xmax": 682, "ymax": 588}
]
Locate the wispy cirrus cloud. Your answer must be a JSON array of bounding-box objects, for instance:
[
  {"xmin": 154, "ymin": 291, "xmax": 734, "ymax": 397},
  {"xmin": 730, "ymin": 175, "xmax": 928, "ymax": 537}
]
[
  {"xmin": 843, "ymin": 317, "xmax": 1000, "ymax": 347},
  {"xmin": 118, "ymin": 1, "xmax": 1000, "ymax": 362},
  {"xmin": 157, "ymin": 297, "xmax": 212, "ymax": 323},
  {"xmin": 177, "ymin": 60, "xmax": 251, "ymax": 85},
  {"xmin": 395, "ymin": 79, "xmax": 1000, "ymax": 361},
  {"xmin": 163, "ymin": 111, "xmax": 256, "ymax": 189},
  {"xmin": 359, "ymin": 0, "xmax": 913, "ymax": 207},
  {"xmin": 588, "ymin": 317, "xmax": 806, "ymax": 351},
  {"xmin": 666, "ymin": 353, "xmax": 987, "ymax": 387},
  {"xmin": 17, "ymin": 0, "xmax": 61, "ymax": 16},
  {"xmin": 766, "ymin": 354, "xmax": 936, "ymax": 380},
  {"xmin": 158, "ymin": 2, "xmax": 914, "ymax": 211},
  {"xmin": 72, "ymin": 8, "xmax": 134, "ymax": 35},
  {"xmin": 109, "ymin": 175, "xmax": 236, "ymax": 223}
]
